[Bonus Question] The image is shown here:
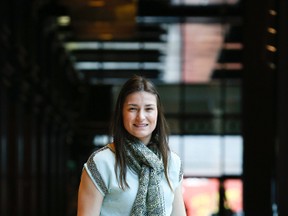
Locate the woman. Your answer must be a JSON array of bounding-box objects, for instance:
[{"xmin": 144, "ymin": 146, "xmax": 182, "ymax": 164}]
[{"xmin": 77, "ymin": 75, "xmax": 186, "ymax": 216}]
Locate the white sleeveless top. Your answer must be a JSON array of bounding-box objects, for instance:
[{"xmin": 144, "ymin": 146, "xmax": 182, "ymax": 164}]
[{"xmin": 84, "ymin": 144, "xmax": 183, "ymax": 216}]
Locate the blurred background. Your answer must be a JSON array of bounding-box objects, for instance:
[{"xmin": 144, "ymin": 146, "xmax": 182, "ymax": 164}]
[{"xmin": 0, "ymin": 0, "xmax": 288, "ymax": 216}]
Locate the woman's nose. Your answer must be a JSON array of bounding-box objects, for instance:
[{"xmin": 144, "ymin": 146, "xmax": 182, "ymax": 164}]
[{"xmin": 137, "ymin": 110, "xmax": 145, "ymax": 120}]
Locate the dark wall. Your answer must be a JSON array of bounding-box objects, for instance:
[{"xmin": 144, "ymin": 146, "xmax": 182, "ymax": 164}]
[
  {"xmin": 0, "ymin": 1, "xmax": 83, "ymax": 216},
  {"xmin": 242, "ymin": 0, "xmax": 288, "ymax": 215},
  {"xmin": 276, "ymin": 0, "xmax": 288, "ymax": 215}
]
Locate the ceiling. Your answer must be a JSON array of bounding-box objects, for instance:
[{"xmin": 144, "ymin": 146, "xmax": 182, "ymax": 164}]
[
  {"xmin": 46, "ymin": 0, "xmax": 244, "ymax": 145},
  {"xmin": 54, "ymin": 0, "xmax": 243, "ymax": 85}
]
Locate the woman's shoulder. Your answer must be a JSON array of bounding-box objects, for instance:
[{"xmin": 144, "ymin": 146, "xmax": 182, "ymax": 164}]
[
  {"xmin": 168, "ymin": 150, "xmax": 182, "ymax": 171},
  {"xmin": 84, "ymin": 144, "xmax": 115, "ymax": 196},
  {"xmin": 169, "ymin": 150, "xmax": 182, "ymax": 164},
  {"xmin": 86, "ymin": 144, "xmax": 115, "ymax": 165},
  {"xmin": 168, "ymin": 150, "xmax": 183, "ymax": 183}
]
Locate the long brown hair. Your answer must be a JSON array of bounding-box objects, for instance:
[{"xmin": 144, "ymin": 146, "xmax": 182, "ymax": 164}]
[{"xmin": 110, "ymin": 75, "xmax": 171, "ymax": 189}]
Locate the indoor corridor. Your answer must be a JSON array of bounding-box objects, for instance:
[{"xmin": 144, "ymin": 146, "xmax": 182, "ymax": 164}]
[{"xmin": 1, "ymin": 0, "xmax": 288, "ymax": 216}]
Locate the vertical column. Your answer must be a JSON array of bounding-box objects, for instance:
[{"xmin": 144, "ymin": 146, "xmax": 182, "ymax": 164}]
[
  {"xmin": 37, "ymin": 106, "xmax": 70, "ymax": 216},
  {"xmin": 242, "ymin": 0, "xmax": 276, "ymax": 215},
  {"xmin": 38, "ymin": 105, "xmax": 51, "ymax": 216},
  {"xmin": 28, "ymin": 96, "xmax": 39, "ymax": 216},
  {"xmin": 0, "ymin": 81, "xmax": 8, "ymax": 216},
  {"xmin": 16, "ymin": 98, "xmax": 25, "ymax": 216},
  {"xmin": 276, "ymin": 0, "xmax": 288, "ymax": 215},
  {"xmin": 21, "ymin": 93, "xmax": 39, "ymax": 216},
  {"xmin": 5, "ymin": 85, "xmax": 27, "ymax": 216},
  {"xmin": 48, "ymin": 116, "xmax": 58, "ymax": 216},
  {"xmin": 6, "ymin": 87, "xmax": 18, "ymax": 216},
  {"xmin": 51, "ymin": 119, "xmax": 67, "ymax": 216},
  {"xmin": 57, "ymin": 126, "xmax": 68, "ymax": 216},
  {"xmin": 0, "ymin": 4, "xmax": 13, "ymax": 214}
]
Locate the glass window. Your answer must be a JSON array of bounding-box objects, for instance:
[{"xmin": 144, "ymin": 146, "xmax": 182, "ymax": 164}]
[{"xmin": 169, "ymin": 135, "xmax": 243, "ymax": 176}]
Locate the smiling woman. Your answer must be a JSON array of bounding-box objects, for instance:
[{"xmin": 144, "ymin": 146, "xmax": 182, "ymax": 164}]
[
  {"xmin": 122, "ymin": 91, "xmax": 158, "ymax": 145},
  {"xmin": 77, "ymin": 75, "xmax": 187, "ymax": 216}
]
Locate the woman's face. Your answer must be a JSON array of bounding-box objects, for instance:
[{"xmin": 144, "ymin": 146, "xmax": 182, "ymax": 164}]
[{"xmin": 122, "ymin": 91, "xmax": 158, "ymax": 145}]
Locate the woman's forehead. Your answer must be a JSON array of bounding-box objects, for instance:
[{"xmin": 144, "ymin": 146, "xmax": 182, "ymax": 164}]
[{"xmin": 124, "ymin": 91, "xmax": 157, "ymax": 104}]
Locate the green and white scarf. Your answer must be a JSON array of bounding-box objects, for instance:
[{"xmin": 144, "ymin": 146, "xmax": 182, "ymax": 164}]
[{"xmin": 126, "ymin": 139, "xmax": 165, "ymax": 216}]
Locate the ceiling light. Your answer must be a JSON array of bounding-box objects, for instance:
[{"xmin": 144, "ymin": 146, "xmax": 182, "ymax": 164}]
[{"xmin": 57, "ymin": 16, "xmax": 71, "ymax": 26}]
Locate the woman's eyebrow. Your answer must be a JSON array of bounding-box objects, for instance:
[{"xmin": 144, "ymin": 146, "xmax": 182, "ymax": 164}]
[
  {"xmin": 145, "ymin": 104, "xmax": 156, "ymax": 107},
  {"xmin": 126, "ymin": 103, "xmax": 155, "ymax": 107}
]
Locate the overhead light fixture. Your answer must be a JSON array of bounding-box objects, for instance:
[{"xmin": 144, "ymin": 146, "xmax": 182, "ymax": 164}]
[
  {"xmin": 266, "ymin": 45, "xmax": 277, "ymax": 52},
  {"xmin": 267, "ymin": 27, "xmax": 277, "ymax": 34},
  {"xmin": 269, "ymin": 10, "xmax": 277, "ymax": 16},
  {"xmin": 57, "ymin": 16, "xmax": 71, "ymax": 26}
]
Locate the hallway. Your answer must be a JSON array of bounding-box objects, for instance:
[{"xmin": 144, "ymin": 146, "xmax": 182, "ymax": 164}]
[{"xmin": 1, "ymin": 0, "xmax": 288, "ymax": 215}]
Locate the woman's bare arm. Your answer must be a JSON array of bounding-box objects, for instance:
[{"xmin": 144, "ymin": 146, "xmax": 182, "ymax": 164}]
[
  {"xmin": 77, "ymin": 169, "xmax": 104, "ymax": 216},
  {"xmin": 171, "ymin": 183, "xmax": 187, "ymax": 216}
]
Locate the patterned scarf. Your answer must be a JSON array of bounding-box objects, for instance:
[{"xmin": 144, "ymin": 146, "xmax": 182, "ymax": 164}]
[{"xmin": 126, "ymin": 139, "xmax": 165, "ymax": 216}]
